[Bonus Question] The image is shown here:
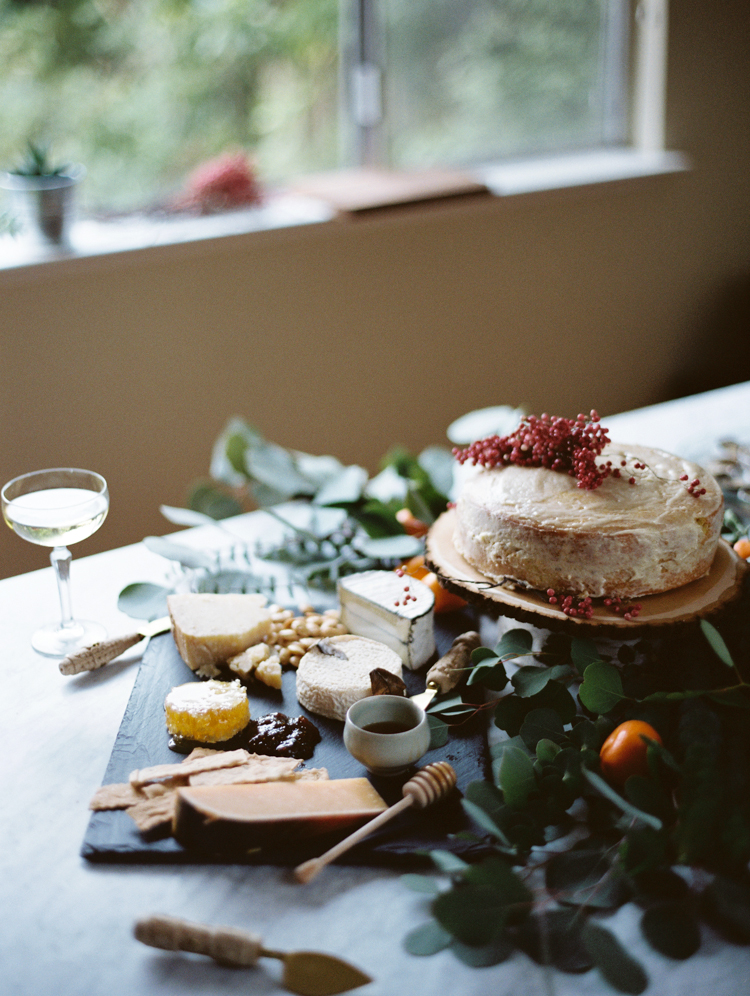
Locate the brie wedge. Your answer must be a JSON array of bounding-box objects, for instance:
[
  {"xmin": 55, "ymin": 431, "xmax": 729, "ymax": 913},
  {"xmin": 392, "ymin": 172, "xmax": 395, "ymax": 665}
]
[{"xmin": 338, "ymin": 570, "xmax": 435, "ymax": 670}]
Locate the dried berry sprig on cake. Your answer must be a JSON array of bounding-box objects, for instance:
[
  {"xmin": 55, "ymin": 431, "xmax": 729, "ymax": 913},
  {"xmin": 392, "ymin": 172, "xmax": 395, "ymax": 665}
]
[{"xmin": 453, "ymin": 410, "xmax": 614, "ymax": 489}]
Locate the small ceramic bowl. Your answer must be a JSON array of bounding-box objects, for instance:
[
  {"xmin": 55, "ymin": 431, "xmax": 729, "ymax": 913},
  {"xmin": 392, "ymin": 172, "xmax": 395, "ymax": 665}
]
[{"xmin": 344, "ymin": 695, "xmax": 431, "ymax": 776}]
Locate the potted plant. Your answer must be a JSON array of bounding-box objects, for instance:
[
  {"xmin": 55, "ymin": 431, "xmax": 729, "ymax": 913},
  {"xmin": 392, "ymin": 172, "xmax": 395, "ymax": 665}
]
[{"xmin": 0, "ymin": 142, "xmax": 85, "ymax": 246}]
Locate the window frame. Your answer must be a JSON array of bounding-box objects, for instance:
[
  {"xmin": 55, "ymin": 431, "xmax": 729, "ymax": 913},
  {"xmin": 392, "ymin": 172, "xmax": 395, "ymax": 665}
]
[{"xmin": 0, "ymin": 0, "xmax": 679, "ymax": 273}]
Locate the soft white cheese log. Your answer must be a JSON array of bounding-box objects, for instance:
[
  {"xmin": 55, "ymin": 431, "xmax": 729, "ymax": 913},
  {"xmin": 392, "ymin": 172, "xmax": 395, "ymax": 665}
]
[
  {"xmin": 295, "ymin": 634, "xmax": 403, "ymax": 721},
  {"xmin": 337, "ymin": 570, "xmax": 435, "ymax": 670},
  {"xmin": 168, "ymin": 593, "xmax": 272, "ymax": 678}
]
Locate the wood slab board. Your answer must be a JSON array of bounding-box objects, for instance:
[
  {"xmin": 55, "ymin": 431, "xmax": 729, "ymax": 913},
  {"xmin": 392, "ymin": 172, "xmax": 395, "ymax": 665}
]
[
  {"xmin": 426, "ymin": 510, "xmax": 749, "ymax": 635},
  {"xmin": 82, "ymin": 610, "xmax": 491, "ymax": 866}
]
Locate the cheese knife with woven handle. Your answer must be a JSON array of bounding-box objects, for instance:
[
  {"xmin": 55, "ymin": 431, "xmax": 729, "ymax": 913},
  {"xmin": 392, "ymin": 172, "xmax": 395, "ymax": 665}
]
[
  {"xmin": 410, "ymin": 630, "xmax": 481, "ymax": 709},
  {"xmin": 59, "ymin": 616, "xmax": 171, "ymax": 674},
  {"xmin": 134, "ymin": 914, "xmax": 372, "ymax": 996}
]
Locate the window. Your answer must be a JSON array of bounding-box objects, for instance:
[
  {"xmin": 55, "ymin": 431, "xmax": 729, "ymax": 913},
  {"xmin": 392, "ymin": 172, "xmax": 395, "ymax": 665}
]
[{"xmin": 0, "ymin": 0, "xmax": 637, "ymax": 217}]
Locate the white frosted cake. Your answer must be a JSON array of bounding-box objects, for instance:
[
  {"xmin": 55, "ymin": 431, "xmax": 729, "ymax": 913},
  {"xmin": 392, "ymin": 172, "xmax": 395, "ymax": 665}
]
[{"xmin": 453, "ymin": 443, "xmax": 724, "ymax": 599}]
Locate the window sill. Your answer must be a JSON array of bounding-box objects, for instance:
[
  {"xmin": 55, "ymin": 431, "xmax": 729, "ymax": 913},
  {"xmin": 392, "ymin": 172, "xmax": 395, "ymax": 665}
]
[{"xmin": 0, "ymin": 148, "xmax": 687, "ymax": 275}]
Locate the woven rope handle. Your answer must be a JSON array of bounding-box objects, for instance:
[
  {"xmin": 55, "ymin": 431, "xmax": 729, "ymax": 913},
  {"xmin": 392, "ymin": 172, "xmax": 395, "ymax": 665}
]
[
  {"xmin": 134, "ymin": 914, "xmax": 263, "ymax": 967},
  {"xmin": 59, "ymin": 632, "xmax": 142, "ymax": 675},
  {"xmin": 424, "ymin": 631, "xmax": 481, "ymax": 693}
]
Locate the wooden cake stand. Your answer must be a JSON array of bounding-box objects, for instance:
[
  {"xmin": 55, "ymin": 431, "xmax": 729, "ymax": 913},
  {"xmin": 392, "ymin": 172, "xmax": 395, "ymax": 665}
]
[{"xmin": 425, "ymin": 509, "xmax": 749, "ymax": 635}]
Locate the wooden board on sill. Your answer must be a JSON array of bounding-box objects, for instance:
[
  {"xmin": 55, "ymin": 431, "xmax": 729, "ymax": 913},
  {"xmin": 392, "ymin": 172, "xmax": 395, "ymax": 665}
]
[{"xmin": 287, "ymin": 167, "xmax": 491, "ymax": 215}]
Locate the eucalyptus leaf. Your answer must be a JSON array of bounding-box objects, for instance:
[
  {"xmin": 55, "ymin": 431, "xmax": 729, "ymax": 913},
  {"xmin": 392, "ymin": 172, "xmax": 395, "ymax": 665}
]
[
  {"xmin": 581, "ymin": 921, "xmax": 648, "ymax": 995},
  {"xmin": 352, "ymin": 533, "xmax": 423, "ymax": 560},
  {"xmin": 463, "ymin": 856, "xmax": 533, "ymax": 911},
  {"xmin": 513, "ymin": 908, "xmax": 594, "ymax": 973},
  {"xmin": 364, "ymin": 465, "xmax": 409, "ymax": 503},
  {"xmin": 641, "ymin": 902, "xmax": 701, "ymax": 960},
  {"xmin": 536, "ymin": 738, "xmax": 562, "ymax": 763},
  {"xmin": 468, "ymin": 655, "xmax": 508, "ymax": 691},
  {"xmin": 401, "ymin": 874, "xmax": 441, "ymax": 895},
  {"xmin": 496, "ymin": 628, "xmax": 534, "ymax": 661},
  {"xmin": 246, "ymin": 441, "xmax": 317, "ymax": 496},
  {"xmin": 293, "ymin": 451, "xmax": 345, "ymax": 488},
  {"xmin": 428, "ymin": 849, "xmax": 470, "ymax": 875},
  {"xmin": 447, "ymin": 405, "xmax": 526, "ymax": 445},
  {"xmin": 417, "ymin": 445, "xmax": 455, "ymax": 497},
  {"xmin": 497, "ymin": 746, "xmax": 537, "ymax": 808},
  {"xmin": 702, "ymin": 875, "xmax": 750, "ymax": 943},
  {"xmin": 117, "ymin": 582, "xmax": 171, "ymax": 621},
  {"xmin": 512, "ymin": 664, "xmax": 571, "ymax": 698},
  {"xmin": 700, "ymin": 618, "xmax": 735, "ymax": 668},
  {"xmin": 519, "ymin": 708, "xmax": 566, "ymax": 750},
  {"xmin": 403, "ymin": 922, "xmax": 452, "ymax": 956},
  {"xmin": 432, "ymin": 885, "xmax": 511, "ymax": 946},
  {"xmin": 450, "ymin": 936, "xmax": 515, "ymax": 967},
  {"xmin": 188, "ymin": 481, "xmax": 244, "ymax": 520},
  {"xmin": 159, "ymin": 504, "xmax": 218, "ymax": 528},
  {"xmin": 490, "ymin": 735, "xmax": 528, "ymax": 759},
  {"xmin": 570, "ymin": 635, "xmax": 604, "ymax": 675},
  {"xmin": 461, "ymin": 799, "xmax": 512, "ymax": 848},
  {"xmin": 624, "ymin": 775, "xmax": 673, "ymax": 823},
  {"xmin": 578, "ymin": 661, "xmax": 626, "ymax": 715},
  {"xmin": 545, "ymin": 848, "xmax": 610, "ymax": 899},
  {"xmin": 427, "ymin": 714, "xmax": 449, "ymax": 749},
  {"xmin": 313, "ymin": 464, "xmax": 368, "ymax": 506},
  {"xmin": 582, "ymin": 768, "xmax": 663, "ymax": 831},
  {"xmin": 142, "ymin": 535, "xmax": 216, "ymax": 569}
]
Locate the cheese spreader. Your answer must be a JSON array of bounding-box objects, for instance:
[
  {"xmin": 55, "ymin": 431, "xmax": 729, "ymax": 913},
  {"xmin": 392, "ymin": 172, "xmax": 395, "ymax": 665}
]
[
  {"xmin": 134, "ymin": 915, "xmax": 372, "ymax": 996},
  {"xmin": 59, "ymin": 615, "xmax": 171, "ymax": 675},
  {"xmin": 409, "ymin": 630, "xmax": 480, "ymax": 709}
]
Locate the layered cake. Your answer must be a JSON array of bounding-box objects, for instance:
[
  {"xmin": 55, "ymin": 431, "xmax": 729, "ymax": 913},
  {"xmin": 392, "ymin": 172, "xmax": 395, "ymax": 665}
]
[{"xmin": 452, "ymin": 413, "xmax": 724, "ymax": 600}]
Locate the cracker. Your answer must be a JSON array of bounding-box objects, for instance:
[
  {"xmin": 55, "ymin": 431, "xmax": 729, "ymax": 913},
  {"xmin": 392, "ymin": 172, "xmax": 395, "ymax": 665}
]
[
  {"xmin": 188, "ymin": 754, "xmax": 302, "ymax": 787},
  {"xmin": 89, "ymin": 782, "xmax": 143, "ymax": 811},
  {"xmin": 126, "ymin": 793, "xmax": 178, "ymax": 833},
  {"xmin": 130, "ymin": 748, "xmax": 251, "ymax": 788}
]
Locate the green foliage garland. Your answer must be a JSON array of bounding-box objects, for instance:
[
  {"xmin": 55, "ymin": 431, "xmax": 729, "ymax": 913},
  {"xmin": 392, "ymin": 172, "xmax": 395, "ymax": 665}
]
[{"xmin": 408, "ymin": 602, "xmax": 750, "ymax": 993}]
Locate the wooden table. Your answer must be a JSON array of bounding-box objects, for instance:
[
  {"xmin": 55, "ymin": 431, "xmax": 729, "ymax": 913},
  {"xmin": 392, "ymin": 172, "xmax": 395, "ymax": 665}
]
[{"xmin": 2, "ymin": 381, "xmax": 750, "ymax": 996}]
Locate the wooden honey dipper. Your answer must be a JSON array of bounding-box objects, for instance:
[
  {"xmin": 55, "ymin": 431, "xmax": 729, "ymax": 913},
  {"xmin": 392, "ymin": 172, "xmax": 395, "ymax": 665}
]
[{"xmin": 294, "ymin": 761, "xmax": 457, "ymax": 884}]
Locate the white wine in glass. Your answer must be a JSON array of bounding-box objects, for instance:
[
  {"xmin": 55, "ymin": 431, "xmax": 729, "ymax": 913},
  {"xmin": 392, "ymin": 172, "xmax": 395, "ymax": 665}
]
[{"xmin": 2, "ymin": 468, "xmax": 109, "ymax": 657}]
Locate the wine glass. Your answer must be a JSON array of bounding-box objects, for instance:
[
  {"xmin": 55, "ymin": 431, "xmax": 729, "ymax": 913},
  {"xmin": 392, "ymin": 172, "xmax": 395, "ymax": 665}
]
[{"xmin": 2, "ymin": 468, "xmax": 109, "ymax": 657}]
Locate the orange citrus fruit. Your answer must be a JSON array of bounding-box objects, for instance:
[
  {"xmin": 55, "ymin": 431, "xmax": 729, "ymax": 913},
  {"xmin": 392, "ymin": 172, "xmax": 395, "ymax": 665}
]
[
  {"xmin": 733, "ymin": 537, "xmax": 750, "ymax": 560},
  {"xmin": 398, "ymin": 555, "xmax": 468, "ymax": 614},
  {"xmin": 599, "ymin": 720, "xmax": 662, "ymax": 786}
]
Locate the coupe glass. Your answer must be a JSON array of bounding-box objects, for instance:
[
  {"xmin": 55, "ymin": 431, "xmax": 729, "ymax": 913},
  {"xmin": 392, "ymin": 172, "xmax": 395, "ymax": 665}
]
[{"xmin": 2, "ymin": 468, "xmax": 109, "ymax": 657}]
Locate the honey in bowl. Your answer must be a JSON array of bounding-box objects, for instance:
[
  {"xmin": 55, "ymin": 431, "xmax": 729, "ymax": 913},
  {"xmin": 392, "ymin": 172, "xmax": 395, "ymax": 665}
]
[{"xmin": 344, "ymin": 695, "xmax": 430, "ymax": 776}]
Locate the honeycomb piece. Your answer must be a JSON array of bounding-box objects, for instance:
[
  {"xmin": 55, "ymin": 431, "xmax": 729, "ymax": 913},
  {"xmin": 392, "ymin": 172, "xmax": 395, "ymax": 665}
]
[{"xmin": 164, "ymin": 679, "xmax": 250, "ymax": 743}]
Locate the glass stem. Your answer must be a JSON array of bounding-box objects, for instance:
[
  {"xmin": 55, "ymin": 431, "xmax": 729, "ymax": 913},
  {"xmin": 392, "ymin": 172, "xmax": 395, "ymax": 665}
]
[{"xmin": 50, "ymin": 546, "xmax": 75, "ymax": 630}]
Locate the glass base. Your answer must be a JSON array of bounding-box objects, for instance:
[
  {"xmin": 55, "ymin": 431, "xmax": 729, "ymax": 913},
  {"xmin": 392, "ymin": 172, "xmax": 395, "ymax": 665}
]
[{"xmin": 32, "ymin": 619, "xmax": 107, "ymax": 658}]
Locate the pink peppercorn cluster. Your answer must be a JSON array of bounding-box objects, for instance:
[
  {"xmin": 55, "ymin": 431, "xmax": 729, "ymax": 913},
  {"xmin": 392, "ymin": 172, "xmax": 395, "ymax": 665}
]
[
  {"xmin": 394, "ymin": 567, "xmax": 417, "ymax": 608},
  {"xmin": 546, "ymin": 589, "xmax": 595, "ymax": 619},
  {"xmin": 603, "ymin": 595, "xmax": 642, "ymax": 621},
  {"xmin": 546, "ymin": 588, "xmax": 642, "ymax": 621},
  {"xmin": 453, "ymin": 411, "xmax": 615, "ymax": 490},
  {"xmin": 680, "ymin": 474, "xmax": 707, "ymax": 497}
]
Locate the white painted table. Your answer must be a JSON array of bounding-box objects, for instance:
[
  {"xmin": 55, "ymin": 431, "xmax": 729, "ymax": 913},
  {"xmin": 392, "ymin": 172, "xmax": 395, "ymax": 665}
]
[{"xmin": 2, "ymin": 382, "xmax": 750, "ymax": 996}]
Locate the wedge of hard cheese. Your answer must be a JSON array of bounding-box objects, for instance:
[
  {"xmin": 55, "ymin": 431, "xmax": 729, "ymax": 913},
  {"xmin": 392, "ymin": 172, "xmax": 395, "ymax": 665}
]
[
  {"xmin": 168, "ymin": 593, "xmax": 272, "ymax": 678},
  {"xmin": 173, "ymin": 778, "xmax": 387, "ymax": 851},
  {"xmin": 338, "ymin": 570, "xmax": 435, "ymax": 670}
]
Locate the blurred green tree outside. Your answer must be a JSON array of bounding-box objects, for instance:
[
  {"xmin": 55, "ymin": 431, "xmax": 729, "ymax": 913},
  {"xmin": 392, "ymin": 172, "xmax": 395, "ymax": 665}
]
[{"xmin": 0, "ymin": 0, "xmax": 621, "ymax": 215}]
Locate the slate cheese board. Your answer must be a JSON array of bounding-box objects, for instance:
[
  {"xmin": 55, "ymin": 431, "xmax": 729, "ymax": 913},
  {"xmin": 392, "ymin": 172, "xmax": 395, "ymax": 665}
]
[{"xmin": 82, "ymin": 610, "xmax": 491, "ymax": 866}]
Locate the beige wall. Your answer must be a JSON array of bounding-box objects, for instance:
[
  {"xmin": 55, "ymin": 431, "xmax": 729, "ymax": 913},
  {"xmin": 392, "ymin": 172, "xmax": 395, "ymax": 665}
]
[{"xmin": 1, "ymin": 2, "xmax": 749, "ymax": 580}]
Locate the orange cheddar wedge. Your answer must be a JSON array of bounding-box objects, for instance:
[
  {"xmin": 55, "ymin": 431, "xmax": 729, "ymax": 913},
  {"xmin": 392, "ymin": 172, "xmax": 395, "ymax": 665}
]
[{"xmin": 173, "ymin": 778, "xmax": 387, "ymax": 852}]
